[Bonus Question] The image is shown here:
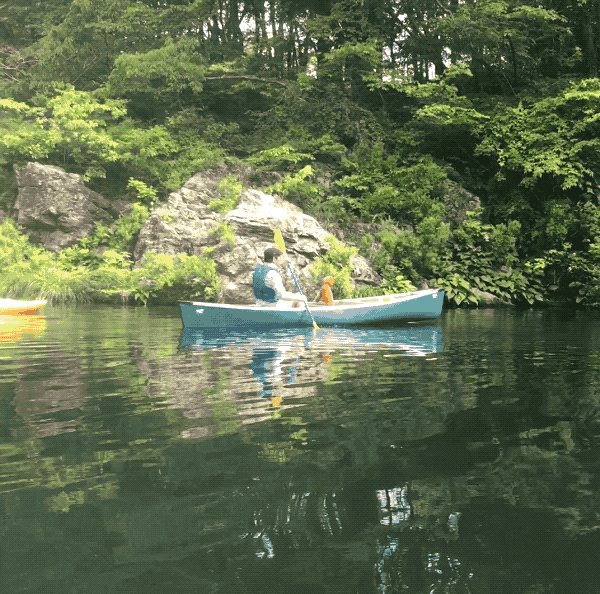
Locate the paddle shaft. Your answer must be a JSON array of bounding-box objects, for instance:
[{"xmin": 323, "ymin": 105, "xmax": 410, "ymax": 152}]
[
  {"xmin": 274, "ymin": 228, "xmax": 319, "ymax": 329},
  {"xmin": 285, "ymin": 262, "xmax": 319, "ymax": 328}
]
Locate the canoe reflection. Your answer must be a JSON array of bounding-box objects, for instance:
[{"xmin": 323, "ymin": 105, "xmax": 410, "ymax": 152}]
[
  {"xmin": 0, "ymin": 313, "xmax": 46, "ymax": 343},
  {"xmin": 180, "ymin": 324, "xmax": 443, "ymax": 354},
  {"xmin": 180, "ymin": 324, "xmax": 442, "ymax": 401}
]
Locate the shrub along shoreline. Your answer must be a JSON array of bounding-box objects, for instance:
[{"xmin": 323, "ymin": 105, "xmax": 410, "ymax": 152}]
[{"xmin": 0, "ymin": 204, "xmax": 220, "ymax": 306}]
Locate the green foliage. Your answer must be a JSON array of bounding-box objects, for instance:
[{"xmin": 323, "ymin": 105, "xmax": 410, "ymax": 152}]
[
  {"xmin": 545, "ymin": 201, "xmax": 572, "ymax": 243},
  {"xmin": 114, "ymin": 202, "xmax": 149, "ymax": 246},
  {"xmin": 405, "ymin": 66, "xmax": 489, "ymax": 127},
  {"xmin": 134, "ymin": 251, "xmax": 220, "ymax": 305},
  {"xmin": 161, "ymin": 140, "xmax": 226, "ymax": 192},
  {"xmin": 363, "ymin": 157, "xmax": 448, "ymax": 223},
  {"xmin": 477, "ymin": 79, "xmax": 600, "ymax": 190},
  {"xmin": 210, "ymin": 221, "xmax": 236, "ymax": 245},
  {"xmin": 0, "ymin": 217, "xmax": 37, "ymax": 267},
  {"xmin": 254, "ymin": 79, "xmax": 381, "ymax": 157},
  {"xmin": 0, "ymin": 87, "xmax": 126, "ymax": 172},
  {"xmin": 432, "ymin": 271, "xmax": 480, "ymax": 307},
  {"xmin": 367, "ymin": 221, "xmax": 450, "ymax": 287},
  {"xmin": 352, "ymin": 276, "xmax": 417, "ymax": 298},
  {"xmin": 107, "ymin": 37, "xmax": 206, "ymax": 97},
  {"xmin": 436, "ymin": 0, "xmax": 568, "ymax": 87},
  {"xmin": 266, "ymin": 166, "xmax": 323, "ymax": 205},
  {"xmin": 150, "ymin": 109, "xmax": 231, "ymax": 190},
  {"xmin": 336, "ymin": 148, "xmax": 452, "ymax": 257},
  {"xmin": 322, "ymin": 41, "xmax": 380, "ymax": 68},
  {"xmin": 381, "ymin": 275, "xmax": 417, "ymax": 294},
  {"xmin": 0, "ymin": 87, "xmax": 183, "ymax": 183},
  {"xmin": 252, "ymin": 134, "xmax": 345, "ymax": 214},
  {"xmin": 166, "ymin": 109, "xmax": 241, "ymax": 149},
  {"xmin": 13, "ymin": 0, "xmax": 160, "ymax": 93},
  {"xmin": 353, "ymin": 274, "xmax": 417, "ymax": 297},
  {"xmin": 70, "ymin": 201, "xmax": 149, "ymax": 260},
  {"xmin": 370, "ymin": 229, "xmax": 418, "ymax": 276},
  {"xmin": 249, "ymin": 133, "xmax": 345, "ymax": 173},
  {"xmin": 432, "ymin": 210, "xmax": 545, "ymax": 306},
  {"xmin": 359, "ymin": 234, "xmax": 374, "ymax": 251},
  {"xmin": 108, "ymin": 118, "xmax": 178, "ymax": 179},
  {"xmin": 208, "ymin": 176, "xmax": 243, "ymax": 213},
  {"xmin": 0, "ymin": 215, "xmax": 219, "ymax": 305},
  {"xmin": 0, "ymin": 218, "xmax": 92, "ymax": 302},
  {"xmin": 127, "ymin": 179, "xmax": 157, "ymax": 205},
  {"xmin": 249, "ymin": 144, "xmax": 310, "ymax": 169},
  {"xmin": 83, "ymin": 250, "xmax": 220, "ymax": 306},
  {"xmin": 0, "ymin": 87, "xmax": 224, "ymax": 191},
  {"xmin": 528, "ymin": 202, "xmax": 600, "ymax": 306},
  {"xmin": 309, "ymin": 236, "xmax": 357, "ymax": 299}
]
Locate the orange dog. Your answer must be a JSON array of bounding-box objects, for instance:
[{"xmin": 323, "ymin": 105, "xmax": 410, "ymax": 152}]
[{"xmin": 318, "ymin": 276, "xmax": 335, "ymax": 305}]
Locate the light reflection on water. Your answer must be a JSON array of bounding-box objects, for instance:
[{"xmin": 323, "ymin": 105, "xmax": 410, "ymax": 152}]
[{"xmin": 2, "ymin": 306, "xmax": 600, "ymax": 593}]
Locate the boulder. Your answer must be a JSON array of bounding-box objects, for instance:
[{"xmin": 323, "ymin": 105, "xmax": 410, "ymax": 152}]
[
  {"xmin": 471, "ymin": 288, "xmax": 514, "ymax": 306},
  {"xmin": 133, "ymin": 170, "xmax": 382, "ymax": 304},
  {"xmin": 348, "ymin": 254, "xmax": 382, "ymax": 286},
  {"xmin": 13, "ymin": 162, "xmax": 115, "ymax": 252},
  {"xmin": 442, "ymin": 183, "xmax": 481, "ymax": 228}
]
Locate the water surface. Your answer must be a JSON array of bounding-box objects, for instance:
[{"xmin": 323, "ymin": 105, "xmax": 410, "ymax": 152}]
[{"xmin": 1, "ymin": 305, "xmax": 600, "ymax": 593}]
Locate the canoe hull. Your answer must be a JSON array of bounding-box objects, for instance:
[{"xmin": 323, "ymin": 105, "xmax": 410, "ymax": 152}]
[
  {"xmin": 179, "ymin": 289, "xmax": 444, "ymax": 328},
  {"xmin": 0, "ymin": 299, "xmax": 47, "ymax": 315}
]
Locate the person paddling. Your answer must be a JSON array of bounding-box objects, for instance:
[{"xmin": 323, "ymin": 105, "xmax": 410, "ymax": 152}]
[{"xmin": 253, "ymin": 247, "xmax": 307, "ymax": 307}]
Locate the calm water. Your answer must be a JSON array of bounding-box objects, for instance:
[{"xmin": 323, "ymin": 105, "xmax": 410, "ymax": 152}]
[{"xmin": 2, "ymin": 305, "xmax": 600, "ymax": 593}]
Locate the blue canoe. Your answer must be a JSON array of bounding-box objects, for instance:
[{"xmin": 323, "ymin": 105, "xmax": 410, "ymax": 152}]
[{"xmin": 179, "ymin": 289, "xmax": 444, "ymax": 328}]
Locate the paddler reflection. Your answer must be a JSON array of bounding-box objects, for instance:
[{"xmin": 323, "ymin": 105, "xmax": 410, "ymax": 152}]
[{"xmin": 248, "ymin": 340, "xmax": 301, "ymax": 407}]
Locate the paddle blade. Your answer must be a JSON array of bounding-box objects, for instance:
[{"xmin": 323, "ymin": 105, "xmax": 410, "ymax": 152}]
[{"xmin": 274, "ymin": 229, "xmax": 286, "ymax": 253}]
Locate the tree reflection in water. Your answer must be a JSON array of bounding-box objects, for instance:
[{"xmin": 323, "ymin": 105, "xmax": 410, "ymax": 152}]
[{"xmin": 242, "ymin": 479, "xmax": 474, "ymax": 594}]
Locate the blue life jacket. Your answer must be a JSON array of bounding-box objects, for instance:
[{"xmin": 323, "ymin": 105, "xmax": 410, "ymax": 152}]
[{"xmin": 253, "ymin": 264, "xmax": 279, "ymax": 303}]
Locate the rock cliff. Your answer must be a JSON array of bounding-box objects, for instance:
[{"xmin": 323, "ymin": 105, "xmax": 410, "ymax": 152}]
[
  {"xmin": 13, "ymin": 162, "xmax": 129, "ymax": 252},
  {"xmin": 133, "ymin": 169, "xmax": 381, "ymax": 303},
  {"xmin": 10, "ymin": 163, "xmax": 382, "ymax": 303}
]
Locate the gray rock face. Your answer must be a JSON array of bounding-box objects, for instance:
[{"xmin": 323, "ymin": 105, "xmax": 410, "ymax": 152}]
[
  {"xmin": 13, "ymin": 162, "xmax": 114, "ymax": 252},
  {"xmin": 442, "ymin": 184, "xmax": 481, "ymax": 228},
  {"xmin": 10, "ymin": 163, "xmax": 383, "ymax": 303},
  {"xmin": 471, "ymin": 288, "xmax": 515, "ymax": 306},
  {"xmin": 134, "ymin": 171, "xmax": 382, "ymax": 303}
]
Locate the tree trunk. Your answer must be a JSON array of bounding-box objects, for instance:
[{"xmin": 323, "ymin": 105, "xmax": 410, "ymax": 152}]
[
  {"xmin": 287, "ymin": 21, "xmax": 297, "ymax": 72},
  {"xmin": 269, "ymin": 0, "xmax": 278, "ymax": 69},
  {"xmin": 255, "ymin": 1, "xmax": 268, "ymax": 57},
  {"xmin": 582, "ymin": 21, "xmax": 596, "ymax": 76},
  {"xmin": 581, "ymin": 4, "xmax": 597, "ymax": 76},
  {"xmin": 227, "ymin": 0, "xmax": 243, "ymax": 56}
]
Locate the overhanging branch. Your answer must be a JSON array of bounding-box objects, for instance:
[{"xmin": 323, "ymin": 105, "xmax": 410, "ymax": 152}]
[{"xmin": 203, "ymin": 75, "xmax": 287, "ymax": 86}]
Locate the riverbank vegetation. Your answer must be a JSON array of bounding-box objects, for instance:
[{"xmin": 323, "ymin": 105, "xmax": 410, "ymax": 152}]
[
  {"xmin": 0, "ymin": 213, "xmax": 220, "ymax": 305},
  {"xmin": 2, "ymin": 0, "xmax": 600, "ymax": 306}
]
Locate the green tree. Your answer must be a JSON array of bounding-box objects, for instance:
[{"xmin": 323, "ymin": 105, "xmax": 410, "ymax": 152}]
[{"xmin": 437, "ymin": 0, "xmax": 569, "ymax": 93}]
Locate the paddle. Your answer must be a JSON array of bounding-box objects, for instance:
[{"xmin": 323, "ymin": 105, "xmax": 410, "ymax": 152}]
[{"xmin": 274, "ymin": 229, "xmax": 320, "ymax": 330}]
